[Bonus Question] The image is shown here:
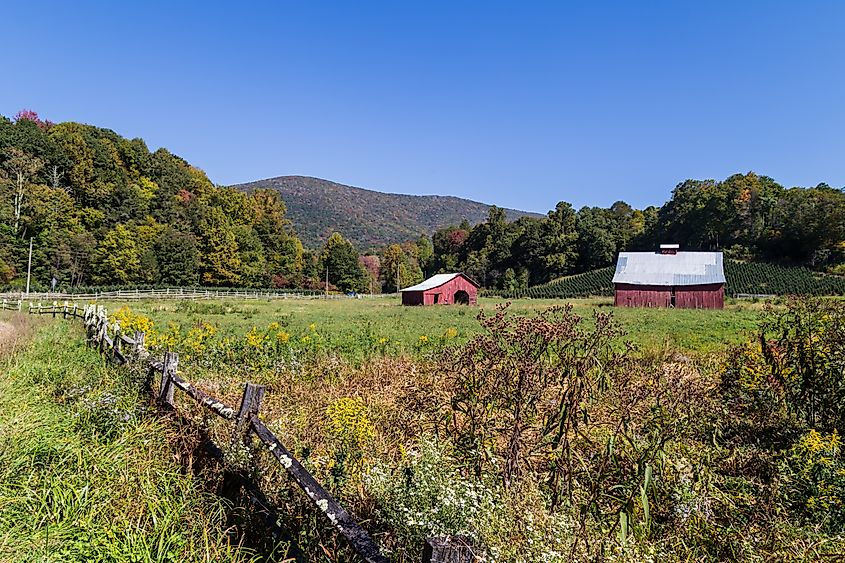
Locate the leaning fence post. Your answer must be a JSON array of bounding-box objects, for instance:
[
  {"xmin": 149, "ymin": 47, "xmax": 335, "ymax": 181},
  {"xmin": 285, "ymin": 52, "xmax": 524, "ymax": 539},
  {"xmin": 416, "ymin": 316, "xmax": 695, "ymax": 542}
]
[
  {"xmin": 233, "ymin": 383, "xmax": 266, "ymax": 443},
  {"xmin": 159, "ymin": 351, "xmax": 178, "ymax": 408},
  {"xmin": 422, "ymin": 536, "xmax": 477, "ymax": 563}
]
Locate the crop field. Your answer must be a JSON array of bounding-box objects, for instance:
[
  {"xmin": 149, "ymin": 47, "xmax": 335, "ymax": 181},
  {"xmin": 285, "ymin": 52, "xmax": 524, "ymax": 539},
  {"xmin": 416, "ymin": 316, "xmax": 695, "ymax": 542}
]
[{"xmin": 506, "ymin": 261, "xmax": 845, "ymax": 299}]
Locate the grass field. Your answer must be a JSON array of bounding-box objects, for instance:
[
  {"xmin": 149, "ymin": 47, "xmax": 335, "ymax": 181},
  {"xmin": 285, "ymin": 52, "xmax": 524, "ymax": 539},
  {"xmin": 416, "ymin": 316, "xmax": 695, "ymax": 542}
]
[
  {"xmin": 98, "ymin": 296, "xmax": 762, "ymax": 356},
  {"xmin": 4, "ymin": 296, "xmax": 844, "ymax": 562},
  {"xmin": 0, "ymin": 316, "xmax": 261, "ymax": 562}
]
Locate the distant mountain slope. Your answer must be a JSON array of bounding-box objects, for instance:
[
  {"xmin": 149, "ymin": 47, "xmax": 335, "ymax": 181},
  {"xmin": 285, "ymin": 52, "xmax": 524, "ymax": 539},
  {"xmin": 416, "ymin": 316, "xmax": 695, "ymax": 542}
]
[{"xmin": 233, "ymin": 175, "xmax": 542, "ymax": 249}]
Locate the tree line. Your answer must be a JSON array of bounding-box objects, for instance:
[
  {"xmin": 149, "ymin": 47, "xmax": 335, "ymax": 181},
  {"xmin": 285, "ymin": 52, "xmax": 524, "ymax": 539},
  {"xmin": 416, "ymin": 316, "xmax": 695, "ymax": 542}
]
[
  {"xmin": 2, "ymin": 111, "xmax": 843, "ymax": 294},
  {"xmin": 420, "ymin": 173, "xmax": 845, "ymax": 291}
]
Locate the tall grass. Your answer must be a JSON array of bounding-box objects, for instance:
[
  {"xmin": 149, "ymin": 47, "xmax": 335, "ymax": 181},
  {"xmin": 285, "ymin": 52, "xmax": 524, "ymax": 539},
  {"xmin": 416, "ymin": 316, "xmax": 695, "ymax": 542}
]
[{"xmin": 0, "ymin": 319, "xmax": 260, "ymax": 562}]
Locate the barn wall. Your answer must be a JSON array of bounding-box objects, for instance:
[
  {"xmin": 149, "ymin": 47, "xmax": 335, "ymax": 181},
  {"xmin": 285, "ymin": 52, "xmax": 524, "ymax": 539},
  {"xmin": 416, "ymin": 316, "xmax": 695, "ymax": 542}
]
[
  {"xmin": 614, "ymin": 284, "xmax": 671, "ymax": 308},
  {"xmin": 675, "ymin": 284, "xmax": 724, "ymax": 309},
  {"xmin": 401, "ymin": 291, "xmax": 424, "ymax": 306},
  {"xmin": 403, "ymin": 275, "xmax": 479, "ymax": 306},
  {"xmin": 614, "ymin": 283, "xmax": 724, "ymax": 309}
]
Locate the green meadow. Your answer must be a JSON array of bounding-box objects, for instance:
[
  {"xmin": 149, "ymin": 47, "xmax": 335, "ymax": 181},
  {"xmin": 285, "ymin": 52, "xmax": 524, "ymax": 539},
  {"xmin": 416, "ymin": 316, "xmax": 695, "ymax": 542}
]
[{"xmin": 98, "ymin": 296, "xmax": 762, "ymax": 356}]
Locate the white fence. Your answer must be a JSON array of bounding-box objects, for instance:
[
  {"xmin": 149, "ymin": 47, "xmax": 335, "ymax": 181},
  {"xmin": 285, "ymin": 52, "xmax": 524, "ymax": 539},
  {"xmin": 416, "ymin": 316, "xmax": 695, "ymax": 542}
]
[{"xmin": 0, "ymin": 287, "xmax": 393, "ymax": 302}]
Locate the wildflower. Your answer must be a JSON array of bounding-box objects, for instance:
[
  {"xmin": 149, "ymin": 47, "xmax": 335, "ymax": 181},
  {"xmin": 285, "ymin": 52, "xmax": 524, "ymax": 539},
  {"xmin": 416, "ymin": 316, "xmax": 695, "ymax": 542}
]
[
  {"xmin": 268, "ymin": 321, "xmax": 281, "ymax": 331},
  {"xmin": 444, "ymin": 327, "xmax": 458, "ymax": 339},
  {"xmin": 378, "ymin": 337, "xmax": 389, "ymax": 345},
  {"xmin": 246, "ymin": 326, "xmax": 265, "ymax": 348},
  {"xmin": 276, "ymin": 330, "xmax": 290, "ymax": 344},
  {"xmin": 308, "ymin": 323, "xmax": 317, "ymax": 332},
  {"xmin": 418, "ymin": 335, "xmax": 429, "ymax": 345}
]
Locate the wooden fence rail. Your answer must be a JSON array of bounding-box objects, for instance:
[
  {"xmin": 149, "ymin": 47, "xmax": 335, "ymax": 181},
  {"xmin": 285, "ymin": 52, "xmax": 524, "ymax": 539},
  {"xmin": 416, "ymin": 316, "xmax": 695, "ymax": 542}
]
[
  {"xmin": 1, "ymin": 287, "xmax": 390, "ymax": 302},
  {"xmin": 72, "ymin": 304, "xmax": 391, "ymax": 563},
  {"xmin": 22, "ymin": 303, "xmax": 476, "ymax": 563},
  {"xmin": 0, "ymin": 299, "xmax": 21, "ymax": 311}
]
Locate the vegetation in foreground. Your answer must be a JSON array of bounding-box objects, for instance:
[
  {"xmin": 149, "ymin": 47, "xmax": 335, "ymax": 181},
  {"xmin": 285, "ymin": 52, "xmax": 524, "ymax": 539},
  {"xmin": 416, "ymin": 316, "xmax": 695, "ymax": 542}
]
[
  {"xmin": 94, "ymin": 296, "xmax": 845, "ymax": 562},
  {"xmin": 0, "ymin": 316, "xmax": 262, "ymax": 562}
]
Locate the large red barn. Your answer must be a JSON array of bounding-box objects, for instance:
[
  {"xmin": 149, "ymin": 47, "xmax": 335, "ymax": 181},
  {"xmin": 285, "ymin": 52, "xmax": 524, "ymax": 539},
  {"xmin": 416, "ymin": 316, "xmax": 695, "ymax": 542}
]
[
  {"xmin": 400, "ymin": 273, "xmax": 479, "ymax": 306},
  {"xmin": 612, "ymin": 246, "xmax": 725, "ymax": 309}
]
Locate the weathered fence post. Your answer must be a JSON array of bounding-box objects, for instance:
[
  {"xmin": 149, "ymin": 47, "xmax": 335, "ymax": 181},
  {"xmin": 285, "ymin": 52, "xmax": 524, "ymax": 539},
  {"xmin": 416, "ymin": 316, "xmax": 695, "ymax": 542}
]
[
  {"xmin": 98, "ymin": 314, "xmax": 106, "ymax": 352},
  {"xmin": 112, "ymin": 322, "xmax": 123, "ymax": 363},
  {"xmin": 422, "ymin": 537, "xmax": 477, "ymax": 563},
  {"xmin": 52, "ymin": 300, "xmax": 57, "ymax": 318},
  {"xmin": 233, "ymin": 383, "xmax": 265, "ymax": 443},
  {"xmin": 133, "ymin": 330, "xmax": 145, "ymax": 357},
  {"xmin": 72, "ymin": 303, "xmax": 78, "ymax": 319},
  {"xmin": 159, "ymin": 351, "xmax": 178, "ymax": 408}
]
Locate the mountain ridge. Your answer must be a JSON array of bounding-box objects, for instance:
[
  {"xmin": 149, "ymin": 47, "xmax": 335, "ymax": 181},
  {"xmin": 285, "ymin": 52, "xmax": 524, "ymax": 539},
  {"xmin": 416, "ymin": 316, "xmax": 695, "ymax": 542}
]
[{"xmin": 233, "ymin": 175, "xmax": 542, "ymax": 249}]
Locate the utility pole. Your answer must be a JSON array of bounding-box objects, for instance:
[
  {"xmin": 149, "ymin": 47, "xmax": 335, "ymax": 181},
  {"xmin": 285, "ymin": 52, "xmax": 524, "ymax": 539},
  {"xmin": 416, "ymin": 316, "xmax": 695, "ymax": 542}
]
[
  {"xmin": 25, "ymin": 237, "xmax": 33, "ymax": 296},
  {"xmin": 325, "ymin": 265, "xmax": 329, "ymax": 299},
  {"xmin": 396, "ymin": 260, "xmax": 400, "ymax": 294}
]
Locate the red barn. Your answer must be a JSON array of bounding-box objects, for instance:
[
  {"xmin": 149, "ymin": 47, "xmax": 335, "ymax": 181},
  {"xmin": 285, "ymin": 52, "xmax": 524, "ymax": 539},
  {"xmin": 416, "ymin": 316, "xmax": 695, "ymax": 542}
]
[
  {"xmin": 400, "ymin": 273, "xmax": 479, "ymax": 306},
  {"xmin": 612, "ymin": 246, "xmax": 725, "ymax": 309}
]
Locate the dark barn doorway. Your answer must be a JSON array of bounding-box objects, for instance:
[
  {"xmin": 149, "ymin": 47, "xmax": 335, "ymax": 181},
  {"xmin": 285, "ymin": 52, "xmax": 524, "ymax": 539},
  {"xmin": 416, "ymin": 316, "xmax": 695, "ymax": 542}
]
[{"xmin": 454, "ymin": 290, "xmax": 470, "ymax": 305}]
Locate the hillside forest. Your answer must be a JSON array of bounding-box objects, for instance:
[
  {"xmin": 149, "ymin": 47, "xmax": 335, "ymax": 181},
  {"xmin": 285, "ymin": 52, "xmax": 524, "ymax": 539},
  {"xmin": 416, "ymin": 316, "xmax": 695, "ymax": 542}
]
[{"xmin": 1, "ymin": 111, "xmax": 844, "ymax": 293}]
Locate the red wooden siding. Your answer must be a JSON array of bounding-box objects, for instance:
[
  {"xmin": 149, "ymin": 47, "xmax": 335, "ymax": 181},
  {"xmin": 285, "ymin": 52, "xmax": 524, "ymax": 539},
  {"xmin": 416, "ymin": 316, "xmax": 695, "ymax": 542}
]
[
  {"xmin": 401, "ymin": 275, "xmax": 478, "ymax": 306},
  {"xmin": 614, "ymin": 283, "xmax": 724, "ymax": 309}
]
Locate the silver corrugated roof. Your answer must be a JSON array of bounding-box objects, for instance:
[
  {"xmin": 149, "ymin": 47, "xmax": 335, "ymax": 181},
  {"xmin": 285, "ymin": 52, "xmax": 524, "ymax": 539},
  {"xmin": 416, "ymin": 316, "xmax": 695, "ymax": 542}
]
[
  {"xmin": 612, "ymin": 252, "xmax": 725, "ymax": 286},
  {"xmin": 400, "ymin": 273, "xmax": 466, "ymax": 292}
]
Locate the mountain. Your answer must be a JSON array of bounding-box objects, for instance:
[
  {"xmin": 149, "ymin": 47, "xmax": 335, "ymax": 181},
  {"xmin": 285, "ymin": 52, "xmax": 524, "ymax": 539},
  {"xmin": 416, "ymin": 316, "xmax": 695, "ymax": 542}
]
[{"xmin": 233, "ymin": 175, "xmax": 542, "ymax": 249}]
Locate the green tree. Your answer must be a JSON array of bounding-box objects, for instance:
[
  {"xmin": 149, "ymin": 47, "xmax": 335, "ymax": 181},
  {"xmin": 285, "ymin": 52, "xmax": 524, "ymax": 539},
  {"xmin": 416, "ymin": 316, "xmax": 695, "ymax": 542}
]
[
  {"xmin": 154, "ymin": 227, "xmax": 199, "ymax": 285},
  {"xmin": 542, "ymin": 202, "xmax": 578, "ymax": 279},
  {"xmin": 320, "ymin": 232, "xmax": 367, "ymax": 293},
  {"xmin": 2, "ymin": 147, "xmax": 43, "ymax": 234},
  {"xmin": 91, "ymin": 224, "xmax": 140, "ymax": 284},
  {"xmin": 381, "ymin": 243, "xmax": 422, "ymax": 291},
  {"xmin": 197, "ymin": 207, "xmax": 241, "ymax": 286}
]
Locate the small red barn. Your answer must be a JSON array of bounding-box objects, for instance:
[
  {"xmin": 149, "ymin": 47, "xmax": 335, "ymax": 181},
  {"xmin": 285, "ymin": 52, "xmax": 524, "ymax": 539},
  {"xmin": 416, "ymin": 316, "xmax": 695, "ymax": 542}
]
[
  {"xmin": 400, "ymin": 273, "xmax": 479, "ymax": 306},
  {"xmin": 612, "ymin": 246, "xmax": 725, "ymax": 309}
]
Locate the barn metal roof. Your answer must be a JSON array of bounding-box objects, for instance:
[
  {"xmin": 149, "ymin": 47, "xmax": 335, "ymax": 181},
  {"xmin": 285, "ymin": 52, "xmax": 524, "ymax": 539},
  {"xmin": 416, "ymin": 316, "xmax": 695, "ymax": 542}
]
[
  {"xmin": 612, "ymin": 252, "xmax": 725, "ymax": 286},
  {"xmin": 400, "ymin": 273, "xmax": 476, "ymax": 292}
]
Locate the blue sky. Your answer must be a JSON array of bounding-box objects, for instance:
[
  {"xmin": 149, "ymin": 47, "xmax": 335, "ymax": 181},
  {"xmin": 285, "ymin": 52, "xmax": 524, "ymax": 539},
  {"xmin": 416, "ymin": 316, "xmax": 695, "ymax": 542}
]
[{"xmin": 1, "ymin": 1, "xmax": 843, "ymax": 213}]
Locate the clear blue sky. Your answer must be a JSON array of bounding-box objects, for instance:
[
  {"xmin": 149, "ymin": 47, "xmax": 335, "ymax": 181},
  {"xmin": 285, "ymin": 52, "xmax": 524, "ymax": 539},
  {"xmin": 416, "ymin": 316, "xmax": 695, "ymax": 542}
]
[{"xmin": 2, "ymin": 1, "xmax": 843, "ymax": 213}]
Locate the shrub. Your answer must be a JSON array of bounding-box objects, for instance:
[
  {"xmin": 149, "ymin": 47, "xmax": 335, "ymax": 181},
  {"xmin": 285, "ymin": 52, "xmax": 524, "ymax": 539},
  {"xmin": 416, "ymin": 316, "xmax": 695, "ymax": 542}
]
[
  {"xmin": 759, "ymin": 297, "xmax": 845, "ymax": 434},
  {"xmin": 780, "ymin": 429, "xmax": 845, "ymax": 531}
]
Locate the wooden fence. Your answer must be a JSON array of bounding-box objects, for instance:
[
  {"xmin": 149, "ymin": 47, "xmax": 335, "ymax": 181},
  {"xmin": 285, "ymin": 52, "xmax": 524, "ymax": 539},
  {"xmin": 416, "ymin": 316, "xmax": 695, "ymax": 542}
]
[
  {"xmin": 1, "ymin": 287, "xmax": 391, "ymax": 302},
  {"xmin": 1, "ymin": 299, "xmax": 21, "ymax": 311},
  {"xmin": 23, "ymin": 302, "xmax": 475, "ymax": 563}
]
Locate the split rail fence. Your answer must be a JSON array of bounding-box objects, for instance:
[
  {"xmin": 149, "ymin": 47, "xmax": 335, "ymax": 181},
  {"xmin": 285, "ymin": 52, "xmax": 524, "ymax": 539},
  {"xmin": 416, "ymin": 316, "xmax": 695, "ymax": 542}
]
[
  {"xmin": 22, "ymin": 302, "xmax": 474, "ymax": 563},
  {"xmin": 0, "ymin": 287, "xmax": 378, "ymax": 302}
]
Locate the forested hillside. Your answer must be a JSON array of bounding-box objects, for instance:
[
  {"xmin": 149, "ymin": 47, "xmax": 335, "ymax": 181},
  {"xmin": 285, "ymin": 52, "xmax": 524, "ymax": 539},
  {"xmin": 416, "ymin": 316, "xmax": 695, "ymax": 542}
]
[
  {"xmin": 2, "ymin": 110, "xmax": 843, "ymax": 294},
  {"xmin": 234, "ymin": 175, "xmax": 540, "ymax": 249},
  {"xmin": 0, "ymin": 111, "xmax": 308, "ymax": 291}
]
